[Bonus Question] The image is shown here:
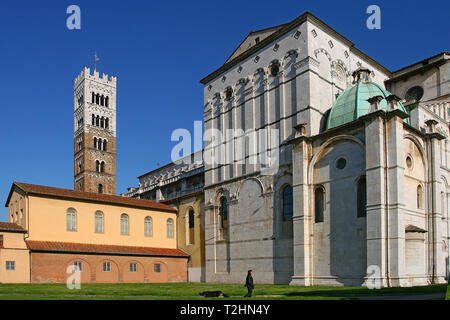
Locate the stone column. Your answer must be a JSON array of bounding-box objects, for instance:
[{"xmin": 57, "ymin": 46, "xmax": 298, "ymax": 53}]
[
  {"xmin": 290, "ymin": 124, "xmax": 312, "ymax": 286},
  {"xmin": 425, "ymin": 119, "xmax": 447, "ymax": 283},
  {"xmin": 385, "ymin": 96, "xmax": 409, "ymax": 286},
  {"xmin": 364, "ymin": 112, "xmax": 389, "ymax": 287}
]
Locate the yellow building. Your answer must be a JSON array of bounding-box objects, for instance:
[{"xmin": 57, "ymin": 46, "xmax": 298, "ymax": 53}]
[{"xmin": 2, "ymin": 182, "xmax": 189, "ymax": 283}]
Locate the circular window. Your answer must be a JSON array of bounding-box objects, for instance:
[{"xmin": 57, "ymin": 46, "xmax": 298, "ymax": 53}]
[
  {"xmin": 270, "ymin": 64, "xmax": 279, "ymax": 76},
  {"xmin": 336, "ymin": 158, "xmax": 347, "ymax": 169},
  {"xmin": 405, "ymin": 86, "xmax": 424, "ymax": 102},
  {"xmin": 406, "ymin": 156, "xmax": 413, "ymax": 168}
]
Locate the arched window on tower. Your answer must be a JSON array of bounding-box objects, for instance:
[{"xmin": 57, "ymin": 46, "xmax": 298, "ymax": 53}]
[
  {"xmin": 103, "ymin": 140, "xmax": 107, "ymax": 151},
  {"xmin": 95, "ymin": 160, "xmax": 100, "ymax": 172},
  {"xmin": 105, "ymin": 118, "xmax": 109, "ymax": 129},
  {"xmin": 98, "ymin": 139, "xmax": 102, "ymax": 150},
  {"xmin": 96, "ymin": 93, "xmax": 100, "ymax": 104},
  {"xmin": 417, "ymin": 185, "xmax": 423, "ymax": 209},
  {"xmin": 121, "ymin": 214, "xmax": 129, "ymax": 235},
  {"xmin": 144, "ymin": 216, "xmax": 153, "ymax": 237},
  {"xmin": 96, "ymin": 115, "xmax": 100, "ymax": 127},
  {"xmin": 314, "ymin": 187, "xmax": 324, "ymax": 223},
  {"xmin": 100, "ymin": 95, "xmax": 104, "ymax": 106},
  {"xmin": 218, "ymin": 197, "xmax": 228, "ymax": 239},
  {"xmin": 92, "ymin": 114, "xmax": 95, "ymax": 126},
  {"xmin": 93, "ymin": 137, "xmax": 97, "ymax": 149},
  {"xmin": 100, "ymin": 117, "xmax": 105, "ymax": 128},
  {"xmin": 282, "ymin": 185, "xmax": 293, "ymax": 221},
  {"xmin": 100, "ymin": 161, "xmax": 105, "ymax": 173},
  {"xmin": 357, "ymin": 177, "xmax": 367, "ymax": 217},
  {"xmin": 92, "ymin": 92, "xmax": 95, "ymax": 103},
  {"xmin": 105, "ymin": 96, "xmax": 109, "ymax": 107},
  {"xmin": 98, "ymin": 184, "xmax": 103, "ymax": 194}
]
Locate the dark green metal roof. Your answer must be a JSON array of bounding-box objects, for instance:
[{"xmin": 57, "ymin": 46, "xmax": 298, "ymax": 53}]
[{"xmin": 326, "ymin": 81, "xmax": 410, "ymax": 129}]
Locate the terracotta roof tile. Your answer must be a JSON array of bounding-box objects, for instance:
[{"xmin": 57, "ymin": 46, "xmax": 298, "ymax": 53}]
[
  {"xmin": 0, "ymin": 222, "xmax": 27, "ymax": 233},
  {"xmin": 26, "ymin": 240, "xmax": 189, "ymax": 258},
  {"xmin": 7, "ymin": 182, "xmax": 176, "ymax": 213}
]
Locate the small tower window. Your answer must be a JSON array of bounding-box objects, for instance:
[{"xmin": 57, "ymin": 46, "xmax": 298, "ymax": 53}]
[
  {"xmin": 92, "ymin": 92, "xmax": 95, "ymax": 103},
  {"xmin": 103, "ymin": 140, "xmax": 107, "ymax": 151},
  {"xmin": 93, "ymin": 137, "xmax": 97, "ymax": 149},
  {"xmin": 105, "ymin": 118, "xmax": 109, "ymax": 129},
  {"xmin": 92, "ymin": 114, "xmax": 95, "ymax": 126},
  {"xmin": 105, "ymin": 96, "xmax": 109, "ymax": 107},
  {"xmin": 96, "ymin": 116, "xmax": 100, "ymax": 127},
  {"xmin": 96, "ymin": 160, "xmax": 100, "ymax": 172},
  {"xmin": 98, "ymin": 184, "xmax": 103, "ymax": 194},
  {"xmin": 100, "ymin": 161, "xmax": 105, "ymax": 173},
  {"xmin": 100, "ymin": 95, "xmax": 104, "ymax": 106},
  {"xmin": 96, "ymin": 93, "xmax": 100, "ymax": 104}
]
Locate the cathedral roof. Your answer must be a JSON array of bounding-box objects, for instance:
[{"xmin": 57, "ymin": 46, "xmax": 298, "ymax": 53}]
[
  {"xmin": 200, "ymin": 11, "xmax": 391, "ymax": 85},
  {"xmin": 326, "ymin": 69, "xmax": 410, "ymax": 130}
]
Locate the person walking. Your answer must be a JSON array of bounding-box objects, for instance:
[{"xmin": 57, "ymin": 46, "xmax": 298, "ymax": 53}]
[{"xmin": 244, "ymin": 270, "xmax": 254, "ymax": 297}]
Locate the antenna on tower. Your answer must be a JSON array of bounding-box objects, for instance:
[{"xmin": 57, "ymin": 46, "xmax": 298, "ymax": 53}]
[{"xmin": 94, "ymin": 51, "xmax": 100, "ymax": 71}]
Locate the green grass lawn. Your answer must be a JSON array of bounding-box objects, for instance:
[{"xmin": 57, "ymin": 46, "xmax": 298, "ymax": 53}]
[
  {"xmin": 447, "ymin": 282, "xmax": 450, "ymax": 300},
  {"xmin": 0, "ymin": 283, "xmax": 446, "ymax": 300}
]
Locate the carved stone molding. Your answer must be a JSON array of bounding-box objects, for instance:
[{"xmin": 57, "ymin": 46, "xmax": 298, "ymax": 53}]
[{"xmin": 294, "ymin": 56, "xmax": 320, "ymax": 69}]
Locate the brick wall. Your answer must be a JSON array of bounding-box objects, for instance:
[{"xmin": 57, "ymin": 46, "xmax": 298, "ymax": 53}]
[{"xmin": 30, "ymin": 252, "xmax": 188, "ymax": 283}]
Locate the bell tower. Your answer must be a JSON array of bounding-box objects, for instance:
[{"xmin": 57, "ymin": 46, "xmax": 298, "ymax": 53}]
[{"xmin": 73, "ymin": 66, "xmax": 117, "ymax": 195}]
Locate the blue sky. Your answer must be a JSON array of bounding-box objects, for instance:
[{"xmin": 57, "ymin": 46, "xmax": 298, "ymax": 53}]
[{"xmin": 0, "ymin": 0, "xmax": 448, "ymax": 220}]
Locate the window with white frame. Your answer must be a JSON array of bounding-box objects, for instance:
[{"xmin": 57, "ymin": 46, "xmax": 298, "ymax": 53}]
[
  {"xmin": 144, "ymin": 216, "xmax": 153, "ymax": 237},
  {"xmin": 121, "ymin": 214, "xmax": 129, "ymax": 235},
  {"xmin": 129, "ymin": 263, "xmax": 138, "ymax": 273},
  {"xmin": 103, "ymin": 262, "xmax": 111, "ymax": 272},
  {"xmin": 66, "ymin": 208, "xmax": 77, "ymax": 231},
  {"xmin": 95, "ymin": 211, "xmax": 104, "ymax": 233},
  {"xmin": 6, "ymin": 261, "xmax": 15, "ymax": 271},
  {"xmin": 166, "ymin": 218, "xmax": 174, "ymax": 238}
]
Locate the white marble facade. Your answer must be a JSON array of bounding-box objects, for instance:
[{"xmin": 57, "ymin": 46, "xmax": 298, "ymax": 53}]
[{"xmin": 200, "ymin": 12, "xmax": 449, "ymax": 286}]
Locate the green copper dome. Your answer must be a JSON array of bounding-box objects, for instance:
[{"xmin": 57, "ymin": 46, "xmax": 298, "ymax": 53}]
[{"xmin": 326, "ymin": 70, "xmax": 410, "ymax": 130}]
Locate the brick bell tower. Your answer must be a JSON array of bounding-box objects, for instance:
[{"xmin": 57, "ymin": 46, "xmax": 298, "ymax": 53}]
[{"xmin": 73, "ymin": 66, "xmax": 117, "ymax": 195}]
